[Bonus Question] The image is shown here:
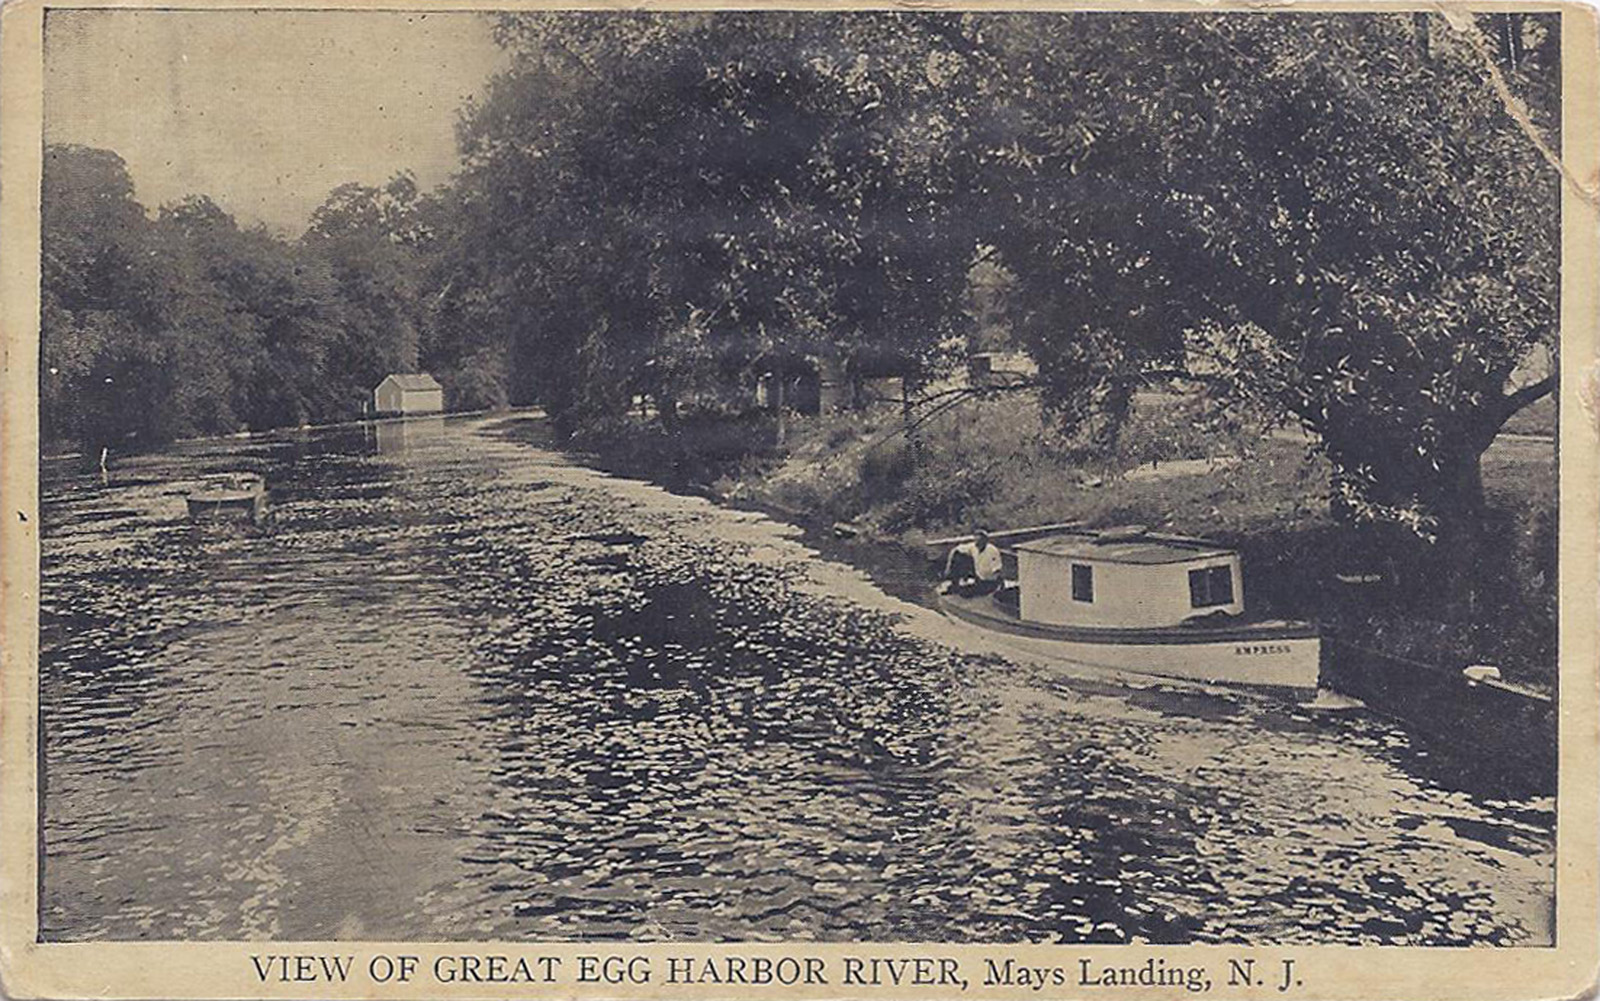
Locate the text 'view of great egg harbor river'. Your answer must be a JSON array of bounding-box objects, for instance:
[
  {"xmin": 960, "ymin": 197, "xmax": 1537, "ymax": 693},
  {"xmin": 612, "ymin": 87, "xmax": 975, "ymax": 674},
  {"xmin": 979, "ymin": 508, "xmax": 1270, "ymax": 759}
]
[{"xmin": 34, "ymin": 9, "xmax": 1564, "ymax": 953}]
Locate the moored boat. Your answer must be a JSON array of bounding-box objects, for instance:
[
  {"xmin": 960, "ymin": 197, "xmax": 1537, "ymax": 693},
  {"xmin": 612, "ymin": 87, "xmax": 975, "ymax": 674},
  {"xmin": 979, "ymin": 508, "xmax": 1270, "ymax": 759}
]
[
  {"xmin": 936, "ymin": 526, "xmax": 1321, "ymax": 699},
  {"xmin": 185, "ymin": 472, "xmax": 268, "ymax": 524}
]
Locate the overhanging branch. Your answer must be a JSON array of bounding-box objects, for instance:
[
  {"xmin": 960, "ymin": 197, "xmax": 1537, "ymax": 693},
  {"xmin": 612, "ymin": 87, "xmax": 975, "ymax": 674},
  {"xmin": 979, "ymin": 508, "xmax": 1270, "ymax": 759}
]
[
  {"xmin": 1501, "ymin": 372, "xmax": 1556, "ymax": 417},
  {"xmin": 1468, "ymin": 372, "xmax": 1556, "ymax": 451}
]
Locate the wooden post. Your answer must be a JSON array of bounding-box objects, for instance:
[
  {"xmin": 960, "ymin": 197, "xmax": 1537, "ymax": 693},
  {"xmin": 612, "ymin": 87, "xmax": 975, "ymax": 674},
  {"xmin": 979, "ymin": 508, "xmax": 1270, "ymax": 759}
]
[{"xmin": 775, "ymin": 372, "xmax": 787, "ymax": 447}]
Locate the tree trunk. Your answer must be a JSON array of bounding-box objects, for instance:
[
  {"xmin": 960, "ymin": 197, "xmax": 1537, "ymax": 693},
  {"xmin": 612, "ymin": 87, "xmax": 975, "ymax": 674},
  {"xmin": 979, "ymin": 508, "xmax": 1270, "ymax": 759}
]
[
  {"xmin": 1451, "ymin": 450, "xmax": 1487, "ymax": 520},
  {"xmin": 1411, "ymin": 12, "xmax": 1430, "ymax": 57},
  {"xmin": 901, "ymin": 380, "xmax": 917, "ymax": 467},
  {"xmin": 1431, "ymin": 447, "xmax": 1491, "ymax": 618}
]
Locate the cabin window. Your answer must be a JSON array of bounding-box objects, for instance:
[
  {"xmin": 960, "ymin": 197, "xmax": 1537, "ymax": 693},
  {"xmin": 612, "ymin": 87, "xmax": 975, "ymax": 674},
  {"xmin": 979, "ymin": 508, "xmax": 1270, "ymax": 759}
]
[
  {"xmin": 1071, "ymin": 563, "xmax": 1094, "ymax": 603},
  {"xmin": 1189, "ymin": 566, "xmax": 1234, "ymax": 608}
]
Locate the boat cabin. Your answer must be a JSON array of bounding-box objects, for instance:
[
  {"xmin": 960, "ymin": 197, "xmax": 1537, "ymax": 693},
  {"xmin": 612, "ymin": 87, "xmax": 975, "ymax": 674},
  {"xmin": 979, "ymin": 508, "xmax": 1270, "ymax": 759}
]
[
  {"xmin": 938, "ymin": 524, "xmax": 1318, "ymax": 698},
  {"xmin": 1014, "ymin": 527, "xmax": 1243, "ymax": 629}
]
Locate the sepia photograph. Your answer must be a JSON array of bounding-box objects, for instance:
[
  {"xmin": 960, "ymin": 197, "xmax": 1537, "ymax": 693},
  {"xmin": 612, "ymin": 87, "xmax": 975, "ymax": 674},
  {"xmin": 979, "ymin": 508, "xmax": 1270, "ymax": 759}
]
[{"xmin": 1, "ymin": 2, "xmax": 1597, "ymax": 997}]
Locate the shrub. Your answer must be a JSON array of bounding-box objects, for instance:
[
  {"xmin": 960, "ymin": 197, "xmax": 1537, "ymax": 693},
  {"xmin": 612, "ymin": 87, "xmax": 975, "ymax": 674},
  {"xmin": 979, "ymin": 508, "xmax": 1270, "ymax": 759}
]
[
  {"xmin": 571, "ymin": 409, "xmax": 777, "ymax": 490},
  {"xmin": 440, "ymin": 349, "xmax": 511, "ymax": 412}
]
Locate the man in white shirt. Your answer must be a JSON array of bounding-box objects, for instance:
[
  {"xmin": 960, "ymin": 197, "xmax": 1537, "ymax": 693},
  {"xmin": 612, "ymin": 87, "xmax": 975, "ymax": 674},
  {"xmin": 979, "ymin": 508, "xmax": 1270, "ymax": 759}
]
[{"xmin": 943, "ymin": 526, "xmax": 1004, "ymax": 596}]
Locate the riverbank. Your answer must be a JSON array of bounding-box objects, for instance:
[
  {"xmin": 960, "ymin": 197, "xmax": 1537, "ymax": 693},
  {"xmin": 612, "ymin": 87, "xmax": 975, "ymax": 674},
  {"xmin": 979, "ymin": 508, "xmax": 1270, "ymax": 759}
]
[{"xmin": 557, "ymin": 395, "xmax": 1559, "ymax": 705}]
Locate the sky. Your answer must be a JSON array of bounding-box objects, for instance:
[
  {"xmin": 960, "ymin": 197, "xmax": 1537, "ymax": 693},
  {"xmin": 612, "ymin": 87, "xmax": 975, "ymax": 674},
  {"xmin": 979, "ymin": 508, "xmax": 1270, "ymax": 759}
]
[{"xmin": 44, "ymin": 10, "xmax": 510, "ymax": 235}]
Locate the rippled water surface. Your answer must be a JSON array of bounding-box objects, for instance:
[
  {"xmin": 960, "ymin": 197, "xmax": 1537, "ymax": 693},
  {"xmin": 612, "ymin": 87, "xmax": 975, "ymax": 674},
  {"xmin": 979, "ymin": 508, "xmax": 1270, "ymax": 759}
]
[{"xmin": 39, "ymin": 415, "xmax": 1554, "ymax": 943}]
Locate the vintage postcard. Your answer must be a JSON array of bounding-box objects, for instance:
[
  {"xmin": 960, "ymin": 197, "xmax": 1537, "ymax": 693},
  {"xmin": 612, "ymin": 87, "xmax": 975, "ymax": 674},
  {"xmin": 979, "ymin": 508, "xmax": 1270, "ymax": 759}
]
[{"xmin": 1, "ymin": 1, "xmax": 1596, "ymax": 998}]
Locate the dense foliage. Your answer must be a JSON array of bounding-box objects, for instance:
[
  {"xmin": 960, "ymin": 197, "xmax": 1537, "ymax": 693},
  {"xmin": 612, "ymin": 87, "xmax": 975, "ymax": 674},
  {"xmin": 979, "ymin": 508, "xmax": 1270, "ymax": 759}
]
[
  {"xmin": 444, "ymin": 13, "xmax": 990, "ymax": 430},
  {"xmin": 44, "ymin": 12, "xmax": 1560, "ymax": 563},
  {"xmin": 44, "ymin": 148, "xmax": 432, "ymax": 447},
  {"xmin": 972, "ymin": 14, "xmax": 1560, "ymax": 542}
]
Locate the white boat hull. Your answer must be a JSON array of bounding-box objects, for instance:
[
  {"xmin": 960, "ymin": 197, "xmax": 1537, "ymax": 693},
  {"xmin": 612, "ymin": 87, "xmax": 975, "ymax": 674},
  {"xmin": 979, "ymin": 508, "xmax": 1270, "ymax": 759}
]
[{"xmin": 938, "ymin": 592, "xmax": 1321, "ymax": 699}]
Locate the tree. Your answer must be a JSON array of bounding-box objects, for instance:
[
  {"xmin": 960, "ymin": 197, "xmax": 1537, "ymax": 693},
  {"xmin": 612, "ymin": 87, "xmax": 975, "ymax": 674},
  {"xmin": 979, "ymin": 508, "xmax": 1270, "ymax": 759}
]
[
  {"xmin": 156, "ymin": 195, "xmax": 347, "ymax": 429},
  {"xmin": 968, "ymin": 13, "xmax": 1559, "ymax": 554},
  {"xmin": 451, "ymin": 12, "xmax": 988, "ymax": 431},
  {"xmin": 42, "ymin": 144, "xmax": 179, "ymax": 450},
  {"xmin": 303, "ymin": 176, "xmax": 432, "ymax": 416},
  {"xmin": 43, "ymin": 144, "xmax": 371, "ymax": 447}
]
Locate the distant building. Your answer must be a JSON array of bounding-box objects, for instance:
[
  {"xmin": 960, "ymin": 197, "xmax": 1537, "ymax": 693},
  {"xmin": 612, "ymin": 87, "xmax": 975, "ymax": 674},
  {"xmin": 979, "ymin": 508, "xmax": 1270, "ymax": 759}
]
[
  {"xmin": 967, "ymin": 351, "xmax": 1037, "ymax": 388},
  {"xmin": 755, "ymin": 350, "xmax": 919, "ymax": 415},
  {"xmin": 373, "ymin": 373, "xmax": 444, "ymax": 416}
]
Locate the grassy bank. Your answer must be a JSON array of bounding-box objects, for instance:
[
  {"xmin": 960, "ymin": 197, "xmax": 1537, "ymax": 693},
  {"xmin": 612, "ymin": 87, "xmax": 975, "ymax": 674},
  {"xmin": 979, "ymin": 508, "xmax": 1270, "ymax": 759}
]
[{"xmin": 571, "ymin": 393, "xmax": 1558, "ymax": 694}]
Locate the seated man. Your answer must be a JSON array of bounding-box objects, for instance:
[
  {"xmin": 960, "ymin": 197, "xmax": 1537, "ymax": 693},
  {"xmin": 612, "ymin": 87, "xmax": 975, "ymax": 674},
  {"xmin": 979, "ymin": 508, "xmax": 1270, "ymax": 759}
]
[{"xmin": 943, "ymin": 526, "xmax": 1004, "ymax": 597}]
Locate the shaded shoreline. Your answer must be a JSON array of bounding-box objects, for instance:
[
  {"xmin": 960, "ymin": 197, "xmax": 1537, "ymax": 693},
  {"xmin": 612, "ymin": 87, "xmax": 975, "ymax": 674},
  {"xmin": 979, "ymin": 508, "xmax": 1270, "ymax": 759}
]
[{"xmin": 486, "ymin": 412, "xmax": 1558, "ymax": 798}]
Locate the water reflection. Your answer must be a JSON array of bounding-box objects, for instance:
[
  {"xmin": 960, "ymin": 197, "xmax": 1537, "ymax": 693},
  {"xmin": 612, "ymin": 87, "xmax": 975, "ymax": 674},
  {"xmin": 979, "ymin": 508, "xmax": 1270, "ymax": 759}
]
[
  {"xmin": 38, "ymin": 415, "xmax": 1554, "ymax": 943},
  {"xmin": 370, "ymin": 415, "xmax": 447, "ymax": 457}
]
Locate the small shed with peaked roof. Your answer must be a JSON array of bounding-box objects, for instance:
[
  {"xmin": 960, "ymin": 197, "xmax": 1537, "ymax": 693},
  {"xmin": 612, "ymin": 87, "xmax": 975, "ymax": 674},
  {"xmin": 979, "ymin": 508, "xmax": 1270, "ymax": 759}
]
[{"xmin": 373, "ymin": 373, "xmax": 444, "ymax": 416}]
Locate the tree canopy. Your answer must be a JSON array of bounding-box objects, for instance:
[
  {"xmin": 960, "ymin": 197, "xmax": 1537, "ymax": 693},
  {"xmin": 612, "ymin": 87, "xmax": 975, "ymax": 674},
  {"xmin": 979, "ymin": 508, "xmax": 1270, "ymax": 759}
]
[
  {"xmin": 43, "ymin": 12, "xmax": 1561, "ymax": 553},
  {"xmin": 447, "ymin": 13, "xmax": 992, "ymax": 427},
  {"xmin": 42, "ymin": 148, "xmax": 436, "ymax": 448},
  {"xmin": 970, "ymin": 14, "xmax": 1559, "ymax": 537},
  {"xmin": 442, "ymin": 11, "xmax": 1559, "ymax": 538}
]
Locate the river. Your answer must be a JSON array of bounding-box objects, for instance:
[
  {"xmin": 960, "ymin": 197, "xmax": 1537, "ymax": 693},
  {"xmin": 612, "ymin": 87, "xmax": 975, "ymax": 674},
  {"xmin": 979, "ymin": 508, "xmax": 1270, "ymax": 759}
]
[{"xmin": 38, "ymin": 414, "xmax": 1555, "ymax": 944}]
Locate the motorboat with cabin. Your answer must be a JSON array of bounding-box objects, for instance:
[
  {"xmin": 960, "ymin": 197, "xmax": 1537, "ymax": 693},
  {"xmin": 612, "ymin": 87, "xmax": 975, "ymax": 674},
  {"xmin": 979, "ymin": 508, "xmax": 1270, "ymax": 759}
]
[
  {"xmin": 185, "ymin": 472, "xmax": 268, "ymax": 525},
  {"xmin": 935, "ymin": 524, "xmax": 1321, "ymax": 698}
]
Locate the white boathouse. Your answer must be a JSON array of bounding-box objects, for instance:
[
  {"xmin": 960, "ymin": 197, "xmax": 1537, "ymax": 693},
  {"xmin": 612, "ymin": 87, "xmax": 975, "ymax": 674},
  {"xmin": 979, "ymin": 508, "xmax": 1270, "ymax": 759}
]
[{"xmin": 373, "ymin": 373, "xmax": 444, "ymax": 416}]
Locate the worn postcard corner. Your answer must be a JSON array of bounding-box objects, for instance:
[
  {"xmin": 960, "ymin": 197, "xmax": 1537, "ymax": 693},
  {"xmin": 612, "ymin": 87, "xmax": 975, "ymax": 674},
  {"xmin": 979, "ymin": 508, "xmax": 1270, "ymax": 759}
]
[{"xmin": 0, "ymin": 1, "xmax": 1597, "ymax": 999}]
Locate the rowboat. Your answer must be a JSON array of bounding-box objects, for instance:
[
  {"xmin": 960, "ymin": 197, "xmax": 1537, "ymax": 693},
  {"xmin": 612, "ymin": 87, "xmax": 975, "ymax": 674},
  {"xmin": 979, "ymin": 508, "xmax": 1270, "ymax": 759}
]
[
  {"xmin": 185, "ymin": 473, "xmax": 268, "ymax": 524},
  {"xmin": 935, "ymin": 525, "xmax": 1321, "ymax": 699}
]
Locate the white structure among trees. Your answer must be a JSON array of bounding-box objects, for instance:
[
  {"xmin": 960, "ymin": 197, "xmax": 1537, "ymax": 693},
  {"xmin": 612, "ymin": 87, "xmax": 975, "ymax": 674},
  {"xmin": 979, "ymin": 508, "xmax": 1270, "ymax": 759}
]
[{"xmin": 373, "ymin": 373, "xmax": 444, "ymax": 416}]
